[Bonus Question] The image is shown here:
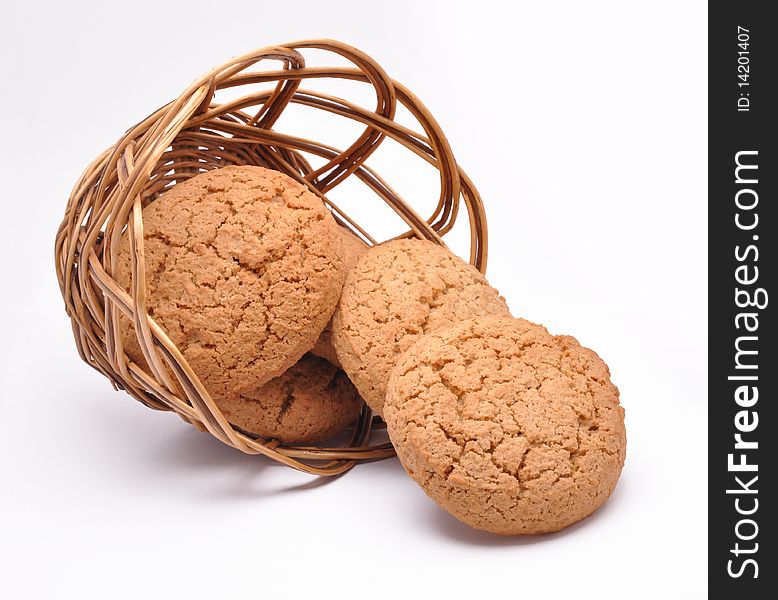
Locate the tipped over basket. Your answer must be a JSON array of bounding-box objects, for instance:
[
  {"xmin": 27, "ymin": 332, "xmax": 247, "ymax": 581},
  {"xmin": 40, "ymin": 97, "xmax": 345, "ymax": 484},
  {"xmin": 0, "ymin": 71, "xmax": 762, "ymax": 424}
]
[{"xmin": 54, "ymin": 39, "xmax": 488, "ymax": 476}]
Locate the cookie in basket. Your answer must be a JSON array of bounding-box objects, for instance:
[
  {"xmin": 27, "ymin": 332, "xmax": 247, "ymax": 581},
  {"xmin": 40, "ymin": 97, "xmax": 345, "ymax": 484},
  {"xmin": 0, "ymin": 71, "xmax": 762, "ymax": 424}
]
[
  {"xmin": 331, "ymin": 238, "xmax": 510, "ymax": 415},
  {"xmin": 115, "ymin": 165, "xmax": 345, "ymax": 405},
  {"xmin": 224, "ymin": 354, "xmax": 363, "ymax": 443},
  {"xmin": 383, "ymin": 316, "xmax": 627, "ymax": 535}
]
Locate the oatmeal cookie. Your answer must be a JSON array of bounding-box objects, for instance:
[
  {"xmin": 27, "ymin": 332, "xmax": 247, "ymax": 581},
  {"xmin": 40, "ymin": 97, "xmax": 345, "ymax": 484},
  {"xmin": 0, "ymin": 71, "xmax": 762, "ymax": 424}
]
[
  {"xmin": 384, "ymin": 316, "xmax": 626, "ymax": 535},
  {"xmin": 115, "ymin": 165, "xmax": 345, "ymax": 404},
  {"xmin": 331, "ymin": 238, "xmax": 509, "ymax": 414},
  {"xmin": 225, "ymin": 354, "xmax": 363, "ymax": 443}
]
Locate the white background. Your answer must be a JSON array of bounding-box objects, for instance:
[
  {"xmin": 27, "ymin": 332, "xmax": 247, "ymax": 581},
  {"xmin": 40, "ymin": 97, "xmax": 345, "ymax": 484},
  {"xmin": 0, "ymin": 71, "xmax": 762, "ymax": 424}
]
[{"xmin": 1, "ymin": 1, "xmax": 707, "ymax": 598}]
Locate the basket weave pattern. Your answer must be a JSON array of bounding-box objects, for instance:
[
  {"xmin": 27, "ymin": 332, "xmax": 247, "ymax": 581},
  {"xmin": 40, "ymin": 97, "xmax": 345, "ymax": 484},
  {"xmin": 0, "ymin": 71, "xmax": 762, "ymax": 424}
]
[{"xmin": 55, "ymin": 40, "xmax": 488, "ymax": 475}]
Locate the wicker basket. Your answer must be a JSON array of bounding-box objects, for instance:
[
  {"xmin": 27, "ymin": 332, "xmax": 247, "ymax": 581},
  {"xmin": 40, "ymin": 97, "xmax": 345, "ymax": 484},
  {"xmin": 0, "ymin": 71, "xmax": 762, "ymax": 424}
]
[{"xmin": 54, "ymin": 39, "xmax": 488, "ymax": 476}]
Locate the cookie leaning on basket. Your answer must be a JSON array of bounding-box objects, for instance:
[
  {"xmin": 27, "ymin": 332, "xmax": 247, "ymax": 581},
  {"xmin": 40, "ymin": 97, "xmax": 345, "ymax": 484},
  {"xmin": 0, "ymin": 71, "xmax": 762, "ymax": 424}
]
[
  {"xmin": 330, "ymin": 238, "xmax": 511, "ymax": 415},
  {"xmin": 384, "ymin": 316, "xmax": 626, "ymax": 535}
]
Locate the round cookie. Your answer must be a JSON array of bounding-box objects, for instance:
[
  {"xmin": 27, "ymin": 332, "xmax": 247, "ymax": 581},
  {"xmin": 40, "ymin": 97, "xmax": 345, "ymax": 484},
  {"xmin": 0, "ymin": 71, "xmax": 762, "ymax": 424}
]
[
  {"xmin": 223, "ymin": 354, "xmax": 363, "ymax": 443},
  {"xmin": 331, "ymin": 238, "xmax": 510, "ymax": 415},
  {"xmin": 115, "ymin": 165, "xmax": 345, "ymax": 405},
  {"xmin": 310, "ymin": 227, "xmax": 369, "ymax": 367},
  {"xmin": 384, "ymin": 316, "xmax": 626, "ymax": 535}
]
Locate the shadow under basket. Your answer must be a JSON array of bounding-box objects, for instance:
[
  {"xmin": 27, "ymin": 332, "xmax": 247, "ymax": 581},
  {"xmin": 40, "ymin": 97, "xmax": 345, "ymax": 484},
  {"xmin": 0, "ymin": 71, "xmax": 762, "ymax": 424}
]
[{"xmin": 54, "ymin": 39, "xmax": 489, "ymax": 476}]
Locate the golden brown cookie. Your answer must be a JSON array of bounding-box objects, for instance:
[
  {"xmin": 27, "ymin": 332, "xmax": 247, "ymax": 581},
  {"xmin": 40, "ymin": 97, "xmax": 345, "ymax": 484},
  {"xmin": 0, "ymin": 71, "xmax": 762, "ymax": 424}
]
[
  {"xmin": 223, "ymin": 354, "xmax": 363, "ymax": 443},
  {"xmin": 384, "ymin": 316, "xmax": 626, "ymax": 535},
  {"xmin": 330, "ymin": 238, "xmax": 510, "ymax": 415},
  {"xmin": 115, "ymin": 165, "xmax": 345, "ymax": 405},
  {"xmin": 310, "ymin": 227, "xmax": 369, "ymax": 367}
]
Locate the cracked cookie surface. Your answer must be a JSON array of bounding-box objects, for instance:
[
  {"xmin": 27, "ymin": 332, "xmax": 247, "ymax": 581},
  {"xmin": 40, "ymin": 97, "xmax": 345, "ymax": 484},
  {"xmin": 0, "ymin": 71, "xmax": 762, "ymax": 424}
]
[
  {"xmin": 384, "ymin": 316, "xmax": 626, "ymax": 535},
  {"xmin": 115, "ymin": 165, "xmax": 345, "ymax": 406},
  {"xmin": 331, "ymin": 238, "xmax": 510, "ymax": 415},
  {"xmin": 310, "ymin": 227, "xmax": 368, "ymax": 367},
  {"xmin": 224, "ymin": 354, "xmax": 363, "ymax": 443}
]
